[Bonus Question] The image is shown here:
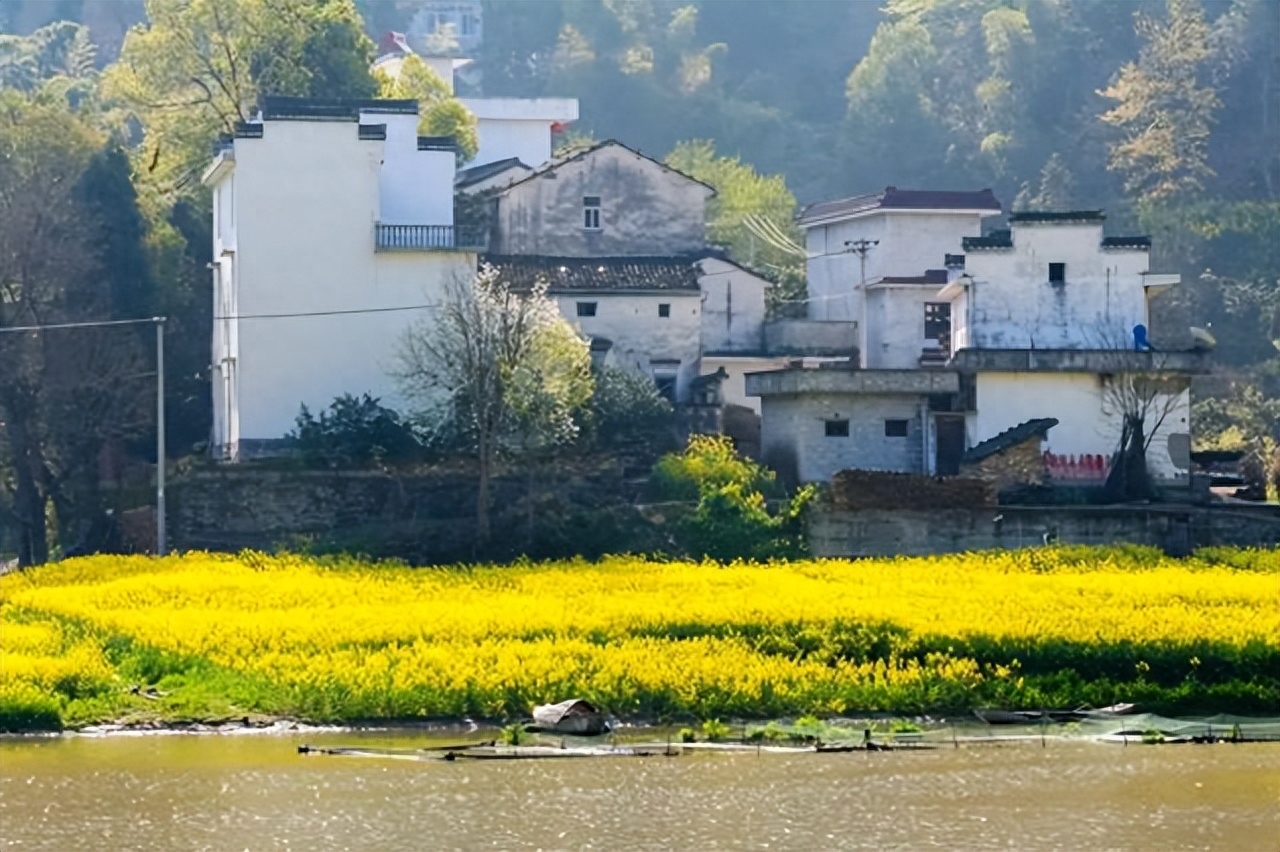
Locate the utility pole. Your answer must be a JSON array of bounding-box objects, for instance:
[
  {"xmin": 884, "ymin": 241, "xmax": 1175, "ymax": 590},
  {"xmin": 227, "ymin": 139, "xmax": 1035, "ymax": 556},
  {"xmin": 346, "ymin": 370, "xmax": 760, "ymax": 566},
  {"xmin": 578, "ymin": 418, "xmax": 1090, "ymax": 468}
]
[
  {"xmin": 0, "ymin": 316, "xmax": 168, "ymax": 558},
  {"xmin": 845, "ymin": 239, "xmax": 878, "ymax": 364}
]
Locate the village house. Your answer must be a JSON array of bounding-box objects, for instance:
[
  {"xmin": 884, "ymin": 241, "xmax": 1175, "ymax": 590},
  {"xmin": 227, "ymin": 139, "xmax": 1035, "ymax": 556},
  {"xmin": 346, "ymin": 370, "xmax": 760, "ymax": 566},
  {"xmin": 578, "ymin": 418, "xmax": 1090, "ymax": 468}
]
[
  {"xmin": 749, "ymin": 199, "xmax": 1203, "ymax": 491},
  {"xmin": 481, "ymin": 140, "xmax": 783, "ymax": 408},
  {"xmin": 203, "ymin": 97, "xmax": 478, "ymax": 461}
]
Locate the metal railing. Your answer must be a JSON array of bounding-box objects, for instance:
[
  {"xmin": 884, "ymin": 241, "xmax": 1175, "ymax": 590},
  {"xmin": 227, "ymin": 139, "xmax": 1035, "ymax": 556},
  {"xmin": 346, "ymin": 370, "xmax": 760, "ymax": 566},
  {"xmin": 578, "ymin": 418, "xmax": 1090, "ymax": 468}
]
[{"xmin": 375, "ymin": 224, "xmax": 487, "ymax": 252}]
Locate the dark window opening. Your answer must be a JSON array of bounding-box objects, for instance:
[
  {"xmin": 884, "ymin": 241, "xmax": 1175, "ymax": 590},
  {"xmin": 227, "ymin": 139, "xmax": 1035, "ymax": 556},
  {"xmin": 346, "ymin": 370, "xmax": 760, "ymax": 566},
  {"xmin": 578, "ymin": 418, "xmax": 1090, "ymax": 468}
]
[
  {"xmin": 825, "ymin": 419, "xmax": 850, "ymax": 437},
  {"xmin": 658, "ymin": 303, "xmax": 670, "ymax": 318},
  {"xmin": 885, "ymin": 419, "xmax": 909, "ymax": 437},
  {"xmin": 654, "ymin": 375, "xmax": 677, "ymax": 403},
  {"xmin": 576, "ymin": 301, "xmax": 597, "ymax": 317},
  {"xmin": 1049, "ymin": 262, "xmax": 1066, "ymax": 284},
  {"xmin": 924, "ymin": 302, "xmax": 951, "ymax": 351}
]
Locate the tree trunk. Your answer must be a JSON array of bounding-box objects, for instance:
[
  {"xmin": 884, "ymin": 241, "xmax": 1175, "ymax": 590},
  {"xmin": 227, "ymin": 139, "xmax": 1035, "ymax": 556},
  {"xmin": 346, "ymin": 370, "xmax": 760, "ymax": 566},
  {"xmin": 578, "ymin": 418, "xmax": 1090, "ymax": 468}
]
[
  {"xmin": 4, "ymin": 414, "xmax": 49, "ymax": 567},
  {"xmin": 476, "ymin": 438, "xmax": 492, "ymax": 545}
]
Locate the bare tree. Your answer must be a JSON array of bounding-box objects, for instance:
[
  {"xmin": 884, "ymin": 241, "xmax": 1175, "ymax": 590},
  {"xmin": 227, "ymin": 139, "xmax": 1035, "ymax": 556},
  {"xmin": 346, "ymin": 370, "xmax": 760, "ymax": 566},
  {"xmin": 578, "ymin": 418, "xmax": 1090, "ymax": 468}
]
[
  {"xmin": 392, "ymin": 265, "xmax": 592, "ymax": 543},
  {"xmin": 1092, "ymin": 324, "xmax": 1192, "ymax": 500}
]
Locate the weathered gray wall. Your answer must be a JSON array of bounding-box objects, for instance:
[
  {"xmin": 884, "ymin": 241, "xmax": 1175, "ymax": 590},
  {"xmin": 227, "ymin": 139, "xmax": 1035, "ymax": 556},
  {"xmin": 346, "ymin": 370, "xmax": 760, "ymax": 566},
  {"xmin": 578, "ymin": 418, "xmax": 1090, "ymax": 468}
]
[
  {"xmin": 810, "ymin": 505, "xmax": 1280, "ymax": 558},
  {"xmin": 760, "ymin": 393, "xmax": 925, "ymax": 484},
  {"xmin": 493, "ymin": 144, "xmax": 711, "ymax": 256}
]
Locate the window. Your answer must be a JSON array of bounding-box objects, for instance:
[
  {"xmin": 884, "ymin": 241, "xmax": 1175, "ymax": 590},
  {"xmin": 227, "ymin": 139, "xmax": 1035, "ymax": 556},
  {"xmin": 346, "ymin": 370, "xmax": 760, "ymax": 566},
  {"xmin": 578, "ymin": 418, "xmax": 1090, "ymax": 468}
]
[
  {"xmin": 885, "ymin": 419, "xmax": 909, "ymax": 437},
  {"xmin": 658, "ymin": 303, "xmax": 671, "ymax": 318},
  {"xmin": 576, "ymin": 301, "xmax": 597, "ymax": 317},
  {"xmin": 924, "ymin": 302, "xmax": 951, "ymax": 350},
  {"xmin": 583, "ymin": 196, "xmax": 601, "ymax": 230},
  {"xmin": 1049, "ymin": 262, "xmax": 1066, "ymax": 284},
  {"xmin": 654, "ymin": 375, "xmax": 677, "ymax": 402},
  {"xmin": 825, "ymin": 419, "xmax": 850, "ymax": 437}
]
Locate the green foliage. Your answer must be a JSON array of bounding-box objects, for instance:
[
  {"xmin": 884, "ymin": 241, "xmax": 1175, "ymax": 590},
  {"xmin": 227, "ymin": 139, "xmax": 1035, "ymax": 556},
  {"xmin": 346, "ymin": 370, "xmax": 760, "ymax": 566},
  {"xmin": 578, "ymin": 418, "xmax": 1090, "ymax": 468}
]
[
  {"xmin": 0, "ymin": 685, "xmax": 63, "ymax": 733},
  {"xmin": 291, "ymin": 393, "xmax": 423, "ymax": 469},
  {"xmin": 583, "ymin": 365, "xmax": 675, "ymax": 448},
  {"xmin": 104, "ymin": 0, "xmax": 377, "ymax": 198},
  {"xmin": 665, "ymin": 139, "xmax": 802, "ymax": 282},
  {"xmin": 375, "ymin": 54, "xmax": 479, "ymax": 162},
  {"xmin": 700, "ymin": 718, "xmax": 730, "ymax": 741},
  {"xmin": 501, "ymin": 723, "xmax": 527, "ymax": 745},
  {"xmin": 651, "ymin": 435, "xmax": 814, "ymax": 561},
  {"xmin": 679, "ymin": 726, "xmax": 697, "ymax": 743}
]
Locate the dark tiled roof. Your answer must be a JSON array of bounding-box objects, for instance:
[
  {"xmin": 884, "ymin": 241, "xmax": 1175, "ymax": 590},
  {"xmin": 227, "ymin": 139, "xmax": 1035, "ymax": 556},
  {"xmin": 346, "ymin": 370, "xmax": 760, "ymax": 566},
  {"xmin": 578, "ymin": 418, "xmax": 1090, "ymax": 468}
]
[
  {"xmin": 1102, "ymin": 236, "xmax": 1152, "ymax": 249},
  {"xmin": 258, "ymin": 96, "xmax": 418, "ymax": 120},
  {"xmin": 497, "ymin": 140, "xmax": 716, "ymax": 196},
  {"xmin": 963, "ymin": 418, "xmax": 1058, "ymax": 463},
  {"xmin": 798, "ymin": 187, "xmax": 1001, "ymax": 226},
  {"xmin": 483, "ymin": 255, "xmax": 701, "ymax": 293},
  {"xmin": 456, "ymin": 157, "xmax": 530, "ymax": 187},
  {"xmin": 962, "ymin": 230, "xmax": 1013, "ymax": 250},
  {"xmin": 1009, "ymin": 210, "xmax": 1105, "ymax": 223},
  {"xmin": 418, "ymin": 135, "xmax": 457, "ymax": 151},
  {"xmin": 881, "ymin": 269, "xmax": 948, "ymax": 285}
]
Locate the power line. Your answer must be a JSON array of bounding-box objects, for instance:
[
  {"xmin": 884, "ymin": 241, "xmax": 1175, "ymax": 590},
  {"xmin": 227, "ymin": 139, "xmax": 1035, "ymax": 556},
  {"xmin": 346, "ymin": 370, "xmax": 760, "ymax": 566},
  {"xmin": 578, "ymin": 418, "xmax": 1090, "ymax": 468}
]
[
  {"xmin": 214, "ymin": 304, "xmax": 439, "ymax": 321},
  {"xmin": 0, "ymin": 317, "xmax": 163, "ymax": 334}
]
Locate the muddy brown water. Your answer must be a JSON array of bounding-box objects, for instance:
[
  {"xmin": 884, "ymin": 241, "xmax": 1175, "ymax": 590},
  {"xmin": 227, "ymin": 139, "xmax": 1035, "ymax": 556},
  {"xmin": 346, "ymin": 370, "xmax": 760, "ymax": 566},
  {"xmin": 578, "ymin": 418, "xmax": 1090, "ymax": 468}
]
[{"xmin": 1, "ymin": 730, "xmax": 1276, "ymax": 851}]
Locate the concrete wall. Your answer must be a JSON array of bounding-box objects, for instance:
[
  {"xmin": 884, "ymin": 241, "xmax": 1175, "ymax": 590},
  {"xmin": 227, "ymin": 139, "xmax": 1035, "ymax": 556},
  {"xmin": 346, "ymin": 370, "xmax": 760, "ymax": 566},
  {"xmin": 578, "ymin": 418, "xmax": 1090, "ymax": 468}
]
[
  {"xmin": 700, "ymin": 355, "xmax": 788, "ymax": 414},
  {"xmin": 763, "ymin": 320, "xmax": 860, "ymax": 357},
  {"xmin": 864, "ymin": 285, "xmax": 947, "ymax": 369},
  {"xmin": 555, "ymin": 290, "xmax": 701, "ymax": 401},
  {"xmin": 960, "ymin": 222, "xmax": 1154, "ymax": 349},
  {"xmin": 462, "ymin": 98, "xmax": 578, "ymax": 169},
  {"xmin": 208, "ymin": 118, "xmax": 474, "ymax": 456},
  {"xmin": 363, "ymin": 110, "xmax": 455, "ymax": 225},
  {"xmin": 760, "ymin": 392, "xmax": 926, "ymax": 483},
  {"xmin": 697, "ymin": 256, "xmax": 769, "ymax": 354},
  {"xmin": 810, "ymin": 505, "xmax": 1280, "ymax": 558},
  {"xmin": 803, "ymin": 211, "xmax": 984, "ymax": 323},
  {"xmin": 494, "ymin": 143, "xmax": 712, "ymax": 256},
  {"xmin": 973, "ymin": 372, "xmax": 1192, "ymax": 481}
]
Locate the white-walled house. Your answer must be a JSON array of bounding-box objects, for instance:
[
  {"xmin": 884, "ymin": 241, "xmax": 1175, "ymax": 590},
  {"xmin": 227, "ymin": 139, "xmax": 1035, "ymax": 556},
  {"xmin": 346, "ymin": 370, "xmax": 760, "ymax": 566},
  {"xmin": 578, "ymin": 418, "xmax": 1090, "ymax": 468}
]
[
  {"xmin": 750, "ymin": 205, "xmax": 1203, "ymax": 489},
  {"xmin": 204, "ymin": 97, "xmax": 478, "ymax": 461},
  {"xmin": 797, "ymin": 187, "xmax": 1001, "ymax": 364},
  {"xmin": 940, "ymin": 211, "xmax": 1197, "ymax": 483}
]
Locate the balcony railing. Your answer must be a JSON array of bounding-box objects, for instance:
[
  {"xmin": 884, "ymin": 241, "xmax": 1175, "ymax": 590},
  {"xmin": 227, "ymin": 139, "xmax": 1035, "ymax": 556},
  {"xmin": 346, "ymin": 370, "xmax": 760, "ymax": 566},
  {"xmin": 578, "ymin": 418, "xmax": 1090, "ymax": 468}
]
[{"xmin": 375, "ymin": 224, "xmax": 487, "ymax": 252}]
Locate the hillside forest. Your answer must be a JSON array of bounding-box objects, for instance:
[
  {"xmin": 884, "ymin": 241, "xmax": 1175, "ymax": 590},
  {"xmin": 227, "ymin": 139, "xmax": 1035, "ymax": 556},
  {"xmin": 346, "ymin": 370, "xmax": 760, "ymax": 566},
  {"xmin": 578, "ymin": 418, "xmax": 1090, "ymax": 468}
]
[{"xmin": 0, "ymin": 0, "xmax": 1277, "ymax": 559}]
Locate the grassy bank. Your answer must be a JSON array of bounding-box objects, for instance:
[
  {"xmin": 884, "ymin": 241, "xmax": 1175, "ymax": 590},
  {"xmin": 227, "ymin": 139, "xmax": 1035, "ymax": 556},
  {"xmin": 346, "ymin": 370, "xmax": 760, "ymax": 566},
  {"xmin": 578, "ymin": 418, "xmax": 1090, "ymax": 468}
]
[{"xmin": 1, "ymin": 547, "xmax": 1277, "ymax": 732}]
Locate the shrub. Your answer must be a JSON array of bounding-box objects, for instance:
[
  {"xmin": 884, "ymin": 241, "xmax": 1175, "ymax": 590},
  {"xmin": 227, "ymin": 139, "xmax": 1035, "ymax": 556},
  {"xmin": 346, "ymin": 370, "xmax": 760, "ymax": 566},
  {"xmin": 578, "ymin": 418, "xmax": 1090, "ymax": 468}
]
[
  {"xmin": 583, "ymin": 366, "xmax": 675, "ymax": 448},
  {"xmin": 651, "ymin": 435, "xmax": 815, "ymax": 560},
  {"xmin": 292, "ymin": 393, "xmax": 423, "ymax": 468}
]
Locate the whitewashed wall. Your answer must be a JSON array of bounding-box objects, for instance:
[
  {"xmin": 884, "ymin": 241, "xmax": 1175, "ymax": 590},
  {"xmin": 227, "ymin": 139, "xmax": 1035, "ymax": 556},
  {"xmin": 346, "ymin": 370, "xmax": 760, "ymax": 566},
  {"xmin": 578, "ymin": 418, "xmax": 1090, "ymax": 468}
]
[
  {"xmin": 961, "ymin": 223, "xmax": 1153, "ymax": 350},
  {"xmin": 494, "ymin": 144, "xmax": 712, "ymax": 256},
  {"xmin": 803, "ymin": 211, "xmax": 984, "ymax": 323},
  {"xmin": 697, "ymin": 256, "xmax": 769, "ymax": 354},
  {"xmin": 759, "ymin": 392, "xmax": 927, "ymax": 483},
  {"xmin": 555, "ymin": 291, "xmax": 702, "ymax": 401},
  {"xmin": 207, "ymin": 117, "xmax": 475, "ymax": 456},
  {"xmin": 462, "ymin": 97, "xmax": 578, "ymax": 168},
  {"xmin": 363, "ymin": 110, "xmax": 455, "ymax": 226},
  {"xmin": 972, "ymin": 372, "xmax": 1191, "ymax": 481},
  {"xmin": 701, "ymin": 355, "xmax": 789, "ymax": 414},
  {"xmin": 863, "ymin": 285, "xmax": 946, "ymax": 369}
]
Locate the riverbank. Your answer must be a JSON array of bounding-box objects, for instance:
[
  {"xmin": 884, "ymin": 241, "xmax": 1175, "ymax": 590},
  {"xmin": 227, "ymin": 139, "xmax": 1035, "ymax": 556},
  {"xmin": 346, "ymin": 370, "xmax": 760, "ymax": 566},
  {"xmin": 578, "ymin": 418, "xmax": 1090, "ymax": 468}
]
[{"xmin": 2, "ymin": 546, "xmax": 1278, "ymax": 732}]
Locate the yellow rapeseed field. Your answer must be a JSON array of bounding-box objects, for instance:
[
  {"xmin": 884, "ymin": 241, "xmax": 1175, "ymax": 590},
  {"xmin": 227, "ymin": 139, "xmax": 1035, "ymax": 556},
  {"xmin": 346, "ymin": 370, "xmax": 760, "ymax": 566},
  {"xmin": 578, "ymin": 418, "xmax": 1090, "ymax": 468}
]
[{"xmin": 1, "ymin": 546, "xmax": 1277, "ymax": 728}]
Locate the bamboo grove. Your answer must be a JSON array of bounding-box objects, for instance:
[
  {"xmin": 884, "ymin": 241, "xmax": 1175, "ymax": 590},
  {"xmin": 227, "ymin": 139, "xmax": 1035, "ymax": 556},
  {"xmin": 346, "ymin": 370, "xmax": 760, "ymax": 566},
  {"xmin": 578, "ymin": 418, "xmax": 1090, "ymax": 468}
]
[{"xmin": 1, "ymin": 547, "xmax": 1277, "ymax": 730}]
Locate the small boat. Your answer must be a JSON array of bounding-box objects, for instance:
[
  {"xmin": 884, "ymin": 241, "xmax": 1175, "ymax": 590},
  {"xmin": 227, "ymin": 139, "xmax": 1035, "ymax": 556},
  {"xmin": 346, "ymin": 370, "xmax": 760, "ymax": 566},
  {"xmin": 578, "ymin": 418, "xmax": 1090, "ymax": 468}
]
[{"xmin": 531, "ymin": 699, "xmax": 609, "ymax": 735}]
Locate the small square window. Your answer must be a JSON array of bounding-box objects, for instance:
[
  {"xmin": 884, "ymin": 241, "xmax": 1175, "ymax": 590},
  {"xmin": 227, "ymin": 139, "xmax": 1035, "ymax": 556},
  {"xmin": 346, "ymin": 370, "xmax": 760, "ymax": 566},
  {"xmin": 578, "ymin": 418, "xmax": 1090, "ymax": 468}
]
[
  {"xmin": 825, "ymin": 419, "xmax": 849, "ymax": 437},
  {"xmin": 1049, "ymin": 262, "xmax": 1066, "ymax": 284},
  {"xmin": 885, "ymin": 419, "xmax": 909, "ymax": 437},
  {"xmin": 658, "ymin": 303, "xmax": 670, "ymax": 318},
  {"xmin": 576, "ymin": 301, "xmax": 597, "ymax": 317}
]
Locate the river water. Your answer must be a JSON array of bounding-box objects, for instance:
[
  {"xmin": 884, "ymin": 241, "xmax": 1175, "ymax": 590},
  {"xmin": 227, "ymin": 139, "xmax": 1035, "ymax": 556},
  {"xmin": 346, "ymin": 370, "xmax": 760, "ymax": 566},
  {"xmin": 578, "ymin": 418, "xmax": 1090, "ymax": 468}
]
[{"xmin": 1, "ymin": 730, "xmax": 1276, "ymax": 851}]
